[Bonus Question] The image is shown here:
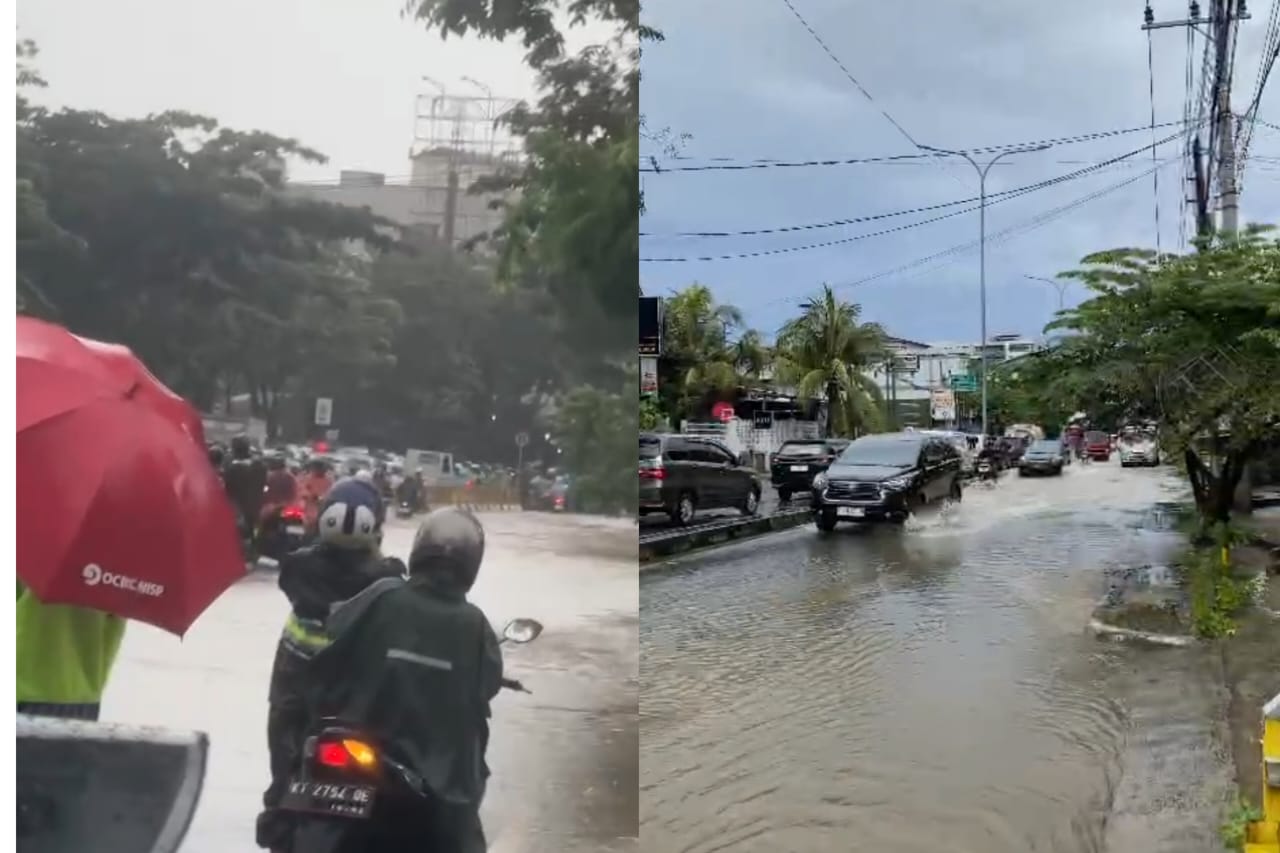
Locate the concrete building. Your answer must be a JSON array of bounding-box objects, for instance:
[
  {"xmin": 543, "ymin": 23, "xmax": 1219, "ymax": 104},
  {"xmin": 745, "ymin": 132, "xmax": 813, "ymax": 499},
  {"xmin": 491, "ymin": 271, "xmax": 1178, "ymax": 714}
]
[
  {"xmin": 864, "ymin": 334, "xmax": 1043, "ymax": 428},
  {"xmin": 286, "ymin": 151, "xmax": 513, "ymax": 249}
]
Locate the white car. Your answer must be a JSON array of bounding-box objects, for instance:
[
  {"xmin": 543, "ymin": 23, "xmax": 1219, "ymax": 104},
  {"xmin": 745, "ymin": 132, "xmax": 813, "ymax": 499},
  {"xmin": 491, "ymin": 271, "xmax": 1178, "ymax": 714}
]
[{"xmin": 1119, "ymin": 438, "xmax": 1160, "ymax": 467}]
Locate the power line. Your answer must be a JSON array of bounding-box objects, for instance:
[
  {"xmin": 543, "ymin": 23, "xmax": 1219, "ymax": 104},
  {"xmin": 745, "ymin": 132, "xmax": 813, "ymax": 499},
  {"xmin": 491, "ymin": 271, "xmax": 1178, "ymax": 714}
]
[
  {"xmin": 640, "ymin": 128, "xmax": 1188, "ymax": 244},
  {"xmin": 777, "ymin": 0, "xmax": 923, "ymax": 147},
  {"xmin": 776, "ymin": 0, "xmax": 973, "ymax": 193},
  {"xmin": 639, "ymin": 119, "xmax": 1194, "ymax": 173},
  {"xmin": 741, "ymin": 160, "xmax": 1175, "ymax": 312}
]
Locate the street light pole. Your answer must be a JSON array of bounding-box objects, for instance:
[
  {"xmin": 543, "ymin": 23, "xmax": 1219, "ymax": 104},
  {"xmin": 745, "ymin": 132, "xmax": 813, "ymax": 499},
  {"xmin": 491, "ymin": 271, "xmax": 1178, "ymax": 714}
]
[
  {"xmin": 918, "ymin": 143, "xmax": 1051, "ymax": 439},
  {"xmin": 1024, "ymin": 274, "xmax": 1069, "ymax": 315}
]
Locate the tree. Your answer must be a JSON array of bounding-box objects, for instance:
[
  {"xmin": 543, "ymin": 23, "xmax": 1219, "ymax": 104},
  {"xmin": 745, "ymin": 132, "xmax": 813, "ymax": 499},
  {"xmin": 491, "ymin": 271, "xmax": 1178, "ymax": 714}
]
[
  {"xmin": 404, "ymin": 0, "xmax": 638, "ymax": 365},
  {"xmin": 15, "ymin": 42, "xmax": 578, "ymax": 463},
  {"xmin": 774, "ymin": 285, "xmax": 887, "ymax": 438},
  {"xmin": 657, "ymin": 284, "xmax": 749, "ymax": 421},
  {"xmin": 1009, "ymin": 232, "xmax": 1280, "ymax": 525},
  {"xmin": 403, "ymin": 1, "xmax": 639, "ymax": 491}
]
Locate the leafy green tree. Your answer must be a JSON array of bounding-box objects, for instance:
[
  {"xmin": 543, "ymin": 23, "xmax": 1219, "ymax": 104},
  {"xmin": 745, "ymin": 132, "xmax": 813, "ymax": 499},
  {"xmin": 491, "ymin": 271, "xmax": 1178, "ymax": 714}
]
[
  {"xmin": 774, "ymin": 284, "xmax": 887, "ymax": 438},
  {"xmin": 1004, "ymin": 231, "xmax": 1280, "ymax": 524}
]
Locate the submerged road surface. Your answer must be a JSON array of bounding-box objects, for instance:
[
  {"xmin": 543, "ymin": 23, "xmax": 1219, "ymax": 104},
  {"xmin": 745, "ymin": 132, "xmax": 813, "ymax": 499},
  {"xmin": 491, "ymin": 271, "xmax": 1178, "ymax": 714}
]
[
  {"xmin": 640, "ymin": 462, "xmax": 1240, "ymax": 853},
  {"xmin": 104, "ymin": 512, "xmax": 639, "ymax": 853}
]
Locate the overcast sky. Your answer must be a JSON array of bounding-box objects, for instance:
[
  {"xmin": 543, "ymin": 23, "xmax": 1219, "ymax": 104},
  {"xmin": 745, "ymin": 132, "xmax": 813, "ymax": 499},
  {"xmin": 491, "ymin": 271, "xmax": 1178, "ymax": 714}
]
[
  {"xmin": 639, "ymin": 0, "xmax": 1280, "ymax": 344},
  {"xmin": 18, "ymin": 0, "xmax": 610, "ymax": 182}
]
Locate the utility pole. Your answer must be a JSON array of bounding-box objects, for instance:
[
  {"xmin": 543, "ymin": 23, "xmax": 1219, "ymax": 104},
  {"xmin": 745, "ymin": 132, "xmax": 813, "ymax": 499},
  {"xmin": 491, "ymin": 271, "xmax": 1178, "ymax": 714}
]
[
  {"xmin": 1143, "ymin": 0, "xmax": 1250, "ymax": 239},
  {"xmin": 919, "ymin": 144, "xmax": 1051, "ymax": 439}
]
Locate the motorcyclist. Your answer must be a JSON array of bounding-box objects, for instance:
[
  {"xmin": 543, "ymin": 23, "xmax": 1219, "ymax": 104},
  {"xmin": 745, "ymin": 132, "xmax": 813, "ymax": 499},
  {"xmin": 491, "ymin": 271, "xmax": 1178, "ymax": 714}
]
[
  {"xmin": 396, "ymin": 467, "xmax": 423, "ymax": 511},
  {"xmin": 223, "ymin": 436, "xmax": 268, "ymax": 552},
  {"xmin": 255, "ymin": 477, "xmax": 407, "ymax": 853},
  {"xmin": 302, "ymin": 508, "xmax": 503, "ymax": 853},
  {"xmin": 260, "ymin": 455, "xmax": 299, "ymax": 527},
  {"xmin": 298, "ymin": 458, "xmax": 334, "ymax": 526}
]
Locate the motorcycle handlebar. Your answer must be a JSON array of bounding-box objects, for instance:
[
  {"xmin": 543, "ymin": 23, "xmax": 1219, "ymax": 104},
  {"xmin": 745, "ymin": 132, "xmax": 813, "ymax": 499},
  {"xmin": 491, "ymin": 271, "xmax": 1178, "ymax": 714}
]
[{"xmin": 501, "ymin": 677, "xmax": 530, "ymax": 693}]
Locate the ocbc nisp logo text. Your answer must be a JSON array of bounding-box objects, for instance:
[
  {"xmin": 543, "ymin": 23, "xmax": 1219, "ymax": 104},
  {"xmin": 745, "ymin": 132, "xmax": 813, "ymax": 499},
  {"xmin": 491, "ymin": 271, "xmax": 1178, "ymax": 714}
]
[{"xmin": 81, "ymin": 564, "xmax": 165, "ymax": 598}]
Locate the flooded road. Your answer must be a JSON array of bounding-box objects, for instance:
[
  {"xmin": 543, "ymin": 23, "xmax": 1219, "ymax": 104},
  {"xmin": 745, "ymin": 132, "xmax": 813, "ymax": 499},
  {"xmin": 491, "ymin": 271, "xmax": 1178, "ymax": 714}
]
[
  {"xmin": 104, "ymin": 511, "xmax": 639, "ymax": 853},
  {"xmin": 640, "ymin": 461, "xmax": 1237, "ymax": 853}
]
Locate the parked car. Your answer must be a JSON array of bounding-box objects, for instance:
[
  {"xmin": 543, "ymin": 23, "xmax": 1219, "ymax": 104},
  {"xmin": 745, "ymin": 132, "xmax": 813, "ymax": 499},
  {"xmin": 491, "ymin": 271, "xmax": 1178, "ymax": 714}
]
[
  {"xmin": 810, "ymin": 431, "xmax": 963, "ymax": 530},
  {"xmin": 639, "ymin": 433, "xmax": 763, "ymax": 526},
  {"xmin": 769, "ymin": 438, "xmax": 850, "ymax": 502},
  {"xmin": 1018, "ymin": 439, "xmax": 1066, "ymax": 476},
  {"xmin": 1084, "ymin": 430, "xmax": 1112, "ymax": 461}
]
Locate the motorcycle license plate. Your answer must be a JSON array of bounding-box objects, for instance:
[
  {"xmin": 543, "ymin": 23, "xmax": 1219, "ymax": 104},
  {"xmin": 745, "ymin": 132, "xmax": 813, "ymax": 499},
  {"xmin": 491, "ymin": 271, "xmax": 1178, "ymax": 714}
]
[
  {"xmin": 789, "ymin": 465, "xmax": 809, "ymax": 472},
  {"xmin": 280, "ymin": 779, "xmax": 376, "ymax": 819},
  {"xmin": 286, "ymin": 525, "xmax": 306, "ymax": 536},
  {"xmin": 836, "ymin": 506, "xmax": 864, "ymax": 518}
]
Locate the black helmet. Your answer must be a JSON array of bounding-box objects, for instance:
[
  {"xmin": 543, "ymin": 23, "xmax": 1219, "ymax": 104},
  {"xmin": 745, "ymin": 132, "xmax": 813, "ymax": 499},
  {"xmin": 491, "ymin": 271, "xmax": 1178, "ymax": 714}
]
[
  {"xmin": 409, "ymin": 508, "xmax": 485, "ymax": 592},
  {"xmin": 208, "ymin": 444, "xmax": 226, "ymax": 468},
  {"xmin": 230, "ymin": 435, "xmax": 252, "ymax": 459}
]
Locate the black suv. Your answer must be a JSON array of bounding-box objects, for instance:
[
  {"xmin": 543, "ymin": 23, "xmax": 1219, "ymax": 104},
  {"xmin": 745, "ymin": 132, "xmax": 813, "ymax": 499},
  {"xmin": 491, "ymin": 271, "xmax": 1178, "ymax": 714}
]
[
  {"xmin": 811, "ymin": 432, "xmax": 963, "ymax": 530},
  {"xmin": 770, "ymin": 438, "xmax": 850, "ymax": 502},
  {"xmin": 639, "ymin": 433, "xmax": 762, "ymax": 526}
]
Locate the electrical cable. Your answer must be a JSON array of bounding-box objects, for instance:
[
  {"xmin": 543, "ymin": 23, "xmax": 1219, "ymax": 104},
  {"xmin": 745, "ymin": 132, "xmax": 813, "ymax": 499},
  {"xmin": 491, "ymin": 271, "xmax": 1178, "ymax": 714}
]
[
  {"xmin": 776, "ymin": 0, "xmax": 973, "ymax": 193},
  {"xmin": 741, "ymin": 160, "xmax": 1176, "ymax": 313},
  {"xmin": 639, "ymin": 119, "xmax": 1194, "ymax": 173},
  {"xmin": 640, "ymin": 128, "xmax": 1188, "ymax": 244}
]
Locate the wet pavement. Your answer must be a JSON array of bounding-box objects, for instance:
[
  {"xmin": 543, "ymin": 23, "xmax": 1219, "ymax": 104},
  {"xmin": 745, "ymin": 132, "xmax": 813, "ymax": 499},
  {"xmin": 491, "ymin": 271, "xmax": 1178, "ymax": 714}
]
[
  {"xmin": 103, "ymin": 511, "xmax": 639, "ymax": 853},
  {"xmin": 640, "ymin": 461, "xmax": 1244, "ymax": 853}
]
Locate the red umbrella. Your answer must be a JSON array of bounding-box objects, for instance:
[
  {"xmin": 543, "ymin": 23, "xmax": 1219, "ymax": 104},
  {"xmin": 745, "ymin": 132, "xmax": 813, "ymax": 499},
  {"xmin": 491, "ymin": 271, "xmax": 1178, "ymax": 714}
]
[{"xmin": 17, "ymin": 316, "xmax": 245, "ymax": 635}]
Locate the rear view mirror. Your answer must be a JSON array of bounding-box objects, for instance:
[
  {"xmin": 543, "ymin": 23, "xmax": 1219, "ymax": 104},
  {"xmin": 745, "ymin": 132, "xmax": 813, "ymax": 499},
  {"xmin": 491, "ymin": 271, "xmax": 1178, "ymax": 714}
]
[{"xmin": 502, "ymin": 618, "xmax": 543, "ymax": 644}]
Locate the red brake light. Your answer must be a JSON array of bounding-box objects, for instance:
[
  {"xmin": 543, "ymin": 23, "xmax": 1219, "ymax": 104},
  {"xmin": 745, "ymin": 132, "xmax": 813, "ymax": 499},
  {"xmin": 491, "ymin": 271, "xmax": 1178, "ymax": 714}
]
[
  {"xmin": 316, "ymin": 738, "xmax": 377, "ymax": 769},
  {"xmin": 281, "ymin": 504, "xmax": 305, "ymax": 521},
  {"xmin": 639, "ymin": 466, "xmax": 664, "ymax": 480},
  {"xmin": 316, "ymin": 741, "xmax": 349, "ymax": 768},
  {"xmin": 554, "ymin": 495, "xmax": 565, "ymax": 506}
]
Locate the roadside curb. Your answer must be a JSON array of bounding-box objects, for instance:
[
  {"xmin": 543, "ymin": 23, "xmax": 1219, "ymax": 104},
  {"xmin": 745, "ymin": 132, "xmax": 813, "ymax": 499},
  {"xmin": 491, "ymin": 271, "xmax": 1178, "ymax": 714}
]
[
  {"xmin": 1087, "ymin": 617, "xmax": 1197, "ymax": 647},
  {"xmin": 639, "ymin": 510, "xmax": 811, "ymax": 566}
]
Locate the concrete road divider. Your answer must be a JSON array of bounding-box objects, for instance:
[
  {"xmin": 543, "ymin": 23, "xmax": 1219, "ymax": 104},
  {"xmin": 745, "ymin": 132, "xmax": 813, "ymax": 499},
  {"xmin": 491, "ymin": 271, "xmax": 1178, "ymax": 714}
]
[
  {"xmin": 17, "ymin": 715, "xmax": 208, "ymax": 853},
  {"xmin": 640, "ymin": 509, "xmax": 812, "ymax": 564},
  {"xmin": 423, "ymin": 484, "xmax": 522, "ymax": 511}
]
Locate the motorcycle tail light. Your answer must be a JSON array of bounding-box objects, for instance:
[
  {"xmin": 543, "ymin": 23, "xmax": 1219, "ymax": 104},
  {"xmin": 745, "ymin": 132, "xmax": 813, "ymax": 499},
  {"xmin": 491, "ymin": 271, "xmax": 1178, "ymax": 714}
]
[
  {"xmin": 315, "ymin": 738, "xmax": 378, "ymax": 769},
  {"xmin": 281, "ymin": 505, "xmax": 305, "ymax": 521}
]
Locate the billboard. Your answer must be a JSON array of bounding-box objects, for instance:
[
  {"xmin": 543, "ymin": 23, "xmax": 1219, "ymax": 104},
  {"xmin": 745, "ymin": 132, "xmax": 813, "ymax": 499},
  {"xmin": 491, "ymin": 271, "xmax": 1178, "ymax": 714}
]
[{"xmin": 639, "ymin": 296, "xmax": 663, "ymax": 355}]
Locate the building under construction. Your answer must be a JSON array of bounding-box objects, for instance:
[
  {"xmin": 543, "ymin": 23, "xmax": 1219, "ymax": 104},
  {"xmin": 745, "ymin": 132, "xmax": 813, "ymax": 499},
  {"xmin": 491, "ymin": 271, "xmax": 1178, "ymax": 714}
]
[{"xmin": 288, "ymin": 83, "xmax": 524, "ymax": 250}]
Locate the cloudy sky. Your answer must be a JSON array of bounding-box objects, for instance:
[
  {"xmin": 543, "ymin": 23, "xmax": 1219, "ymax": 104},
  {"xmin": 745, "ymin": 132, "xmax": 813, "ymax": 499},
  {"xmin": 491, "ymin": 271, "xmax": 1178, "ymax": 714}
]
[
  {"xmin": 640, "ymin": 0, "xmax": 1280, "ymax": 344},
  {"xmin": 18, "ymin": 0, "xmax": 610, "ymax": 181}
]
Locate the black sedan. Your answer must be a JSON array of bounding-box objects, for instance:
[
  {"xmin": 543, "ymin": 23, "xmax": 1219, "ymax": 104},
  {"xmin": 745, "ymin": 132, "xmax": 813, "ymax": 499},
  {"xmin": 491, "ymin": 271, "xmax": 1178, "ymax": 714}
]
[
  {"xmin": 770, "ymin": 438, "xmax": 849, "ymax": 502},
  {"xmin": 1017, "ymin": 440, "xmax": 1066, "ymax": 476}
]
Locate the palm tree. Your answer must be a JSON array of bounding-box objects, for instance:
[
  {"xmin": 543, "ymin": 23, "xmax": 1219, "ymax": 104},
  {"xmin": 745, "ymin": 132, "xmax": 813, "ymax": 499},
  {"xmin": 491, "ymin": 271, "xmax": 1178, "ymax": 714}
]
[
  {"xmin": 662, "ymin": 284, "xmax": 743, "ymax": 418},
  {"xmin": 774, "ymin": 284, "xmax": 887, "ymax": 437},
  {"xmin": 732, "ymin": 329, "xmax": 771, "ymax": 382}
]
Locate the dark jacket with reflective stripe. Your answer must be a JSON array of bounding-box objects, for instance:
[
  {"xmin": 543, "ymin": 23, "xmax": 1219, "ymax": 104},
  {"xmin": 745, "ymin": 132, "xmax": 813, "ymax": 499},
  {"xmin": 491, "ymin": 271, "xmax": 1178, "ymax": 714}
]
[
  {"xmin": 267, "ymin": 545, "xmax": 406, "ymax": 707},
  {"xmin": 307, "ymin": 574, "xmax": 504, "ymax": 807}
]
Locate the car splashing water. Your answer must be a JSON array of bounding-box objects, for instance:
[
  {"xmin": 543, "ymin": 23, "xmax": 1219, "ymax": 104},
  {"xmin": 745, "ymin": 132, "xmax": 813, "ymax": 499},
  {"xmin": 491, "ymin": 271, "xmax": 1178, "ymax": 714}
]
[{"xmin": 640, "ymin": 462, "xmax": 1234, "ymax": 853}]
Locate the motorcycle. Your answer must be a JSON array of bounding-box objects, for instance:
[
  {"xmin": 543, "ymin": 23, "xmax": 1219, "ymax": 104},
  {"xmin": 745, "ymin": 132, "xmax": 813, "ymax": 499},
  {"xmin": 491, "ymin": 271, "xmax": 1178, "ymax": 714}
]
[
  {"xmin": 975, "ymin": 459, "xmax": 998, "ymax": 483},
  {"xmin": 394, "ymin": 500, "xmax": 415, "ymax": 519},
  {"xmin": 281, "ymin": 618, "xmax": 542, "ymax": 853},
  {"xmin": 258, "ymin": 503, "xmax": 311, "ymax": 561}
]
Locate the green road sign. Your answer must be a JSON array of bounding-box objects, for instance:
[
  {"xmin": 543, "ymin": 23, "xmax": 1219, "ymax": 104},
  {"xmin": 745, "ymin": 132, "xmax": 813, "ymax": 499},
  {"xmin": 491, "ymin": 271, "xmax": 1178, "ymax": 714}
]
[{"xmin": 948, "ymin": 374, "xmax": 977, "ymax": 392}]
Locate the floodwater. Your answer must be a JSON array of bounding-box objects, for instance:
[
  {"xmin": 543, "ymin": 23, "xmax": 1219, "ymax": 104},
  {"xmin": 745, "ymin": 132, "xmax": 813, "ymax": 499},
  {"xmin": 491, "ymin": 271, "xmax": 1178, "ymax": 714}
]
[
  {"xmin": 103, "ymin": 512, "xmax": 639, "ymax": 853},
  {"xmin": 640, "ymin": 460, "xmax": 1241, "ymax": 853}
]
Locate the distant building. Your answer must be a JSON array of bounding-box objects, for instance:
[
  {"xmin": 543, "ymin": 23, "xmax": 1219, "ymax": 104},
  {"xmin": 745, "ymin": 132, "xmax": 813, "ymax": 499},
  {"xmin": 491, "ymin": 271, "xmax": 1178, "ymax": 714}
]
[
  {"xmin": 285, "ymin": 149, "xmax": 515, "ymax": 249},
  {"xmin": 864, "ymin": 334, "xmax": 1043, "ymax": 428}
]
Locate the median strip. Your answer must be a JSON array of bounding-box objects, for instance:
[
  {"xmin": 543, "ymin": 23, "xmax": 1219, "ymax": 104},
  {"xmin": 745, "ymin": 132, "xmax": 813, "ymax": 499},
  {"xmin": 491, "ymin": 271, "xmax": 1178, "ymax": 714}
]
[{"xmin": 639, "ymin": 509, "xmax": 812, "ymax": 565}]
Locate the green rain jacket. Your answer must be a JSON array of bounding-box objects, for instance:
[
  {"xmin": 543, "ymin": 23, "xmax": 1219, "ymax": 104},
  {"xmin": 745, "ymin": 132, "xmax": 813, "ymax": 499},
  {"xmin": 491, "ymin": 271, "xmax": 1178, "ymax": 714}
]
[{"xmin": 16, "ymin": 582, "xmax": 127, "ymax": 705}]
